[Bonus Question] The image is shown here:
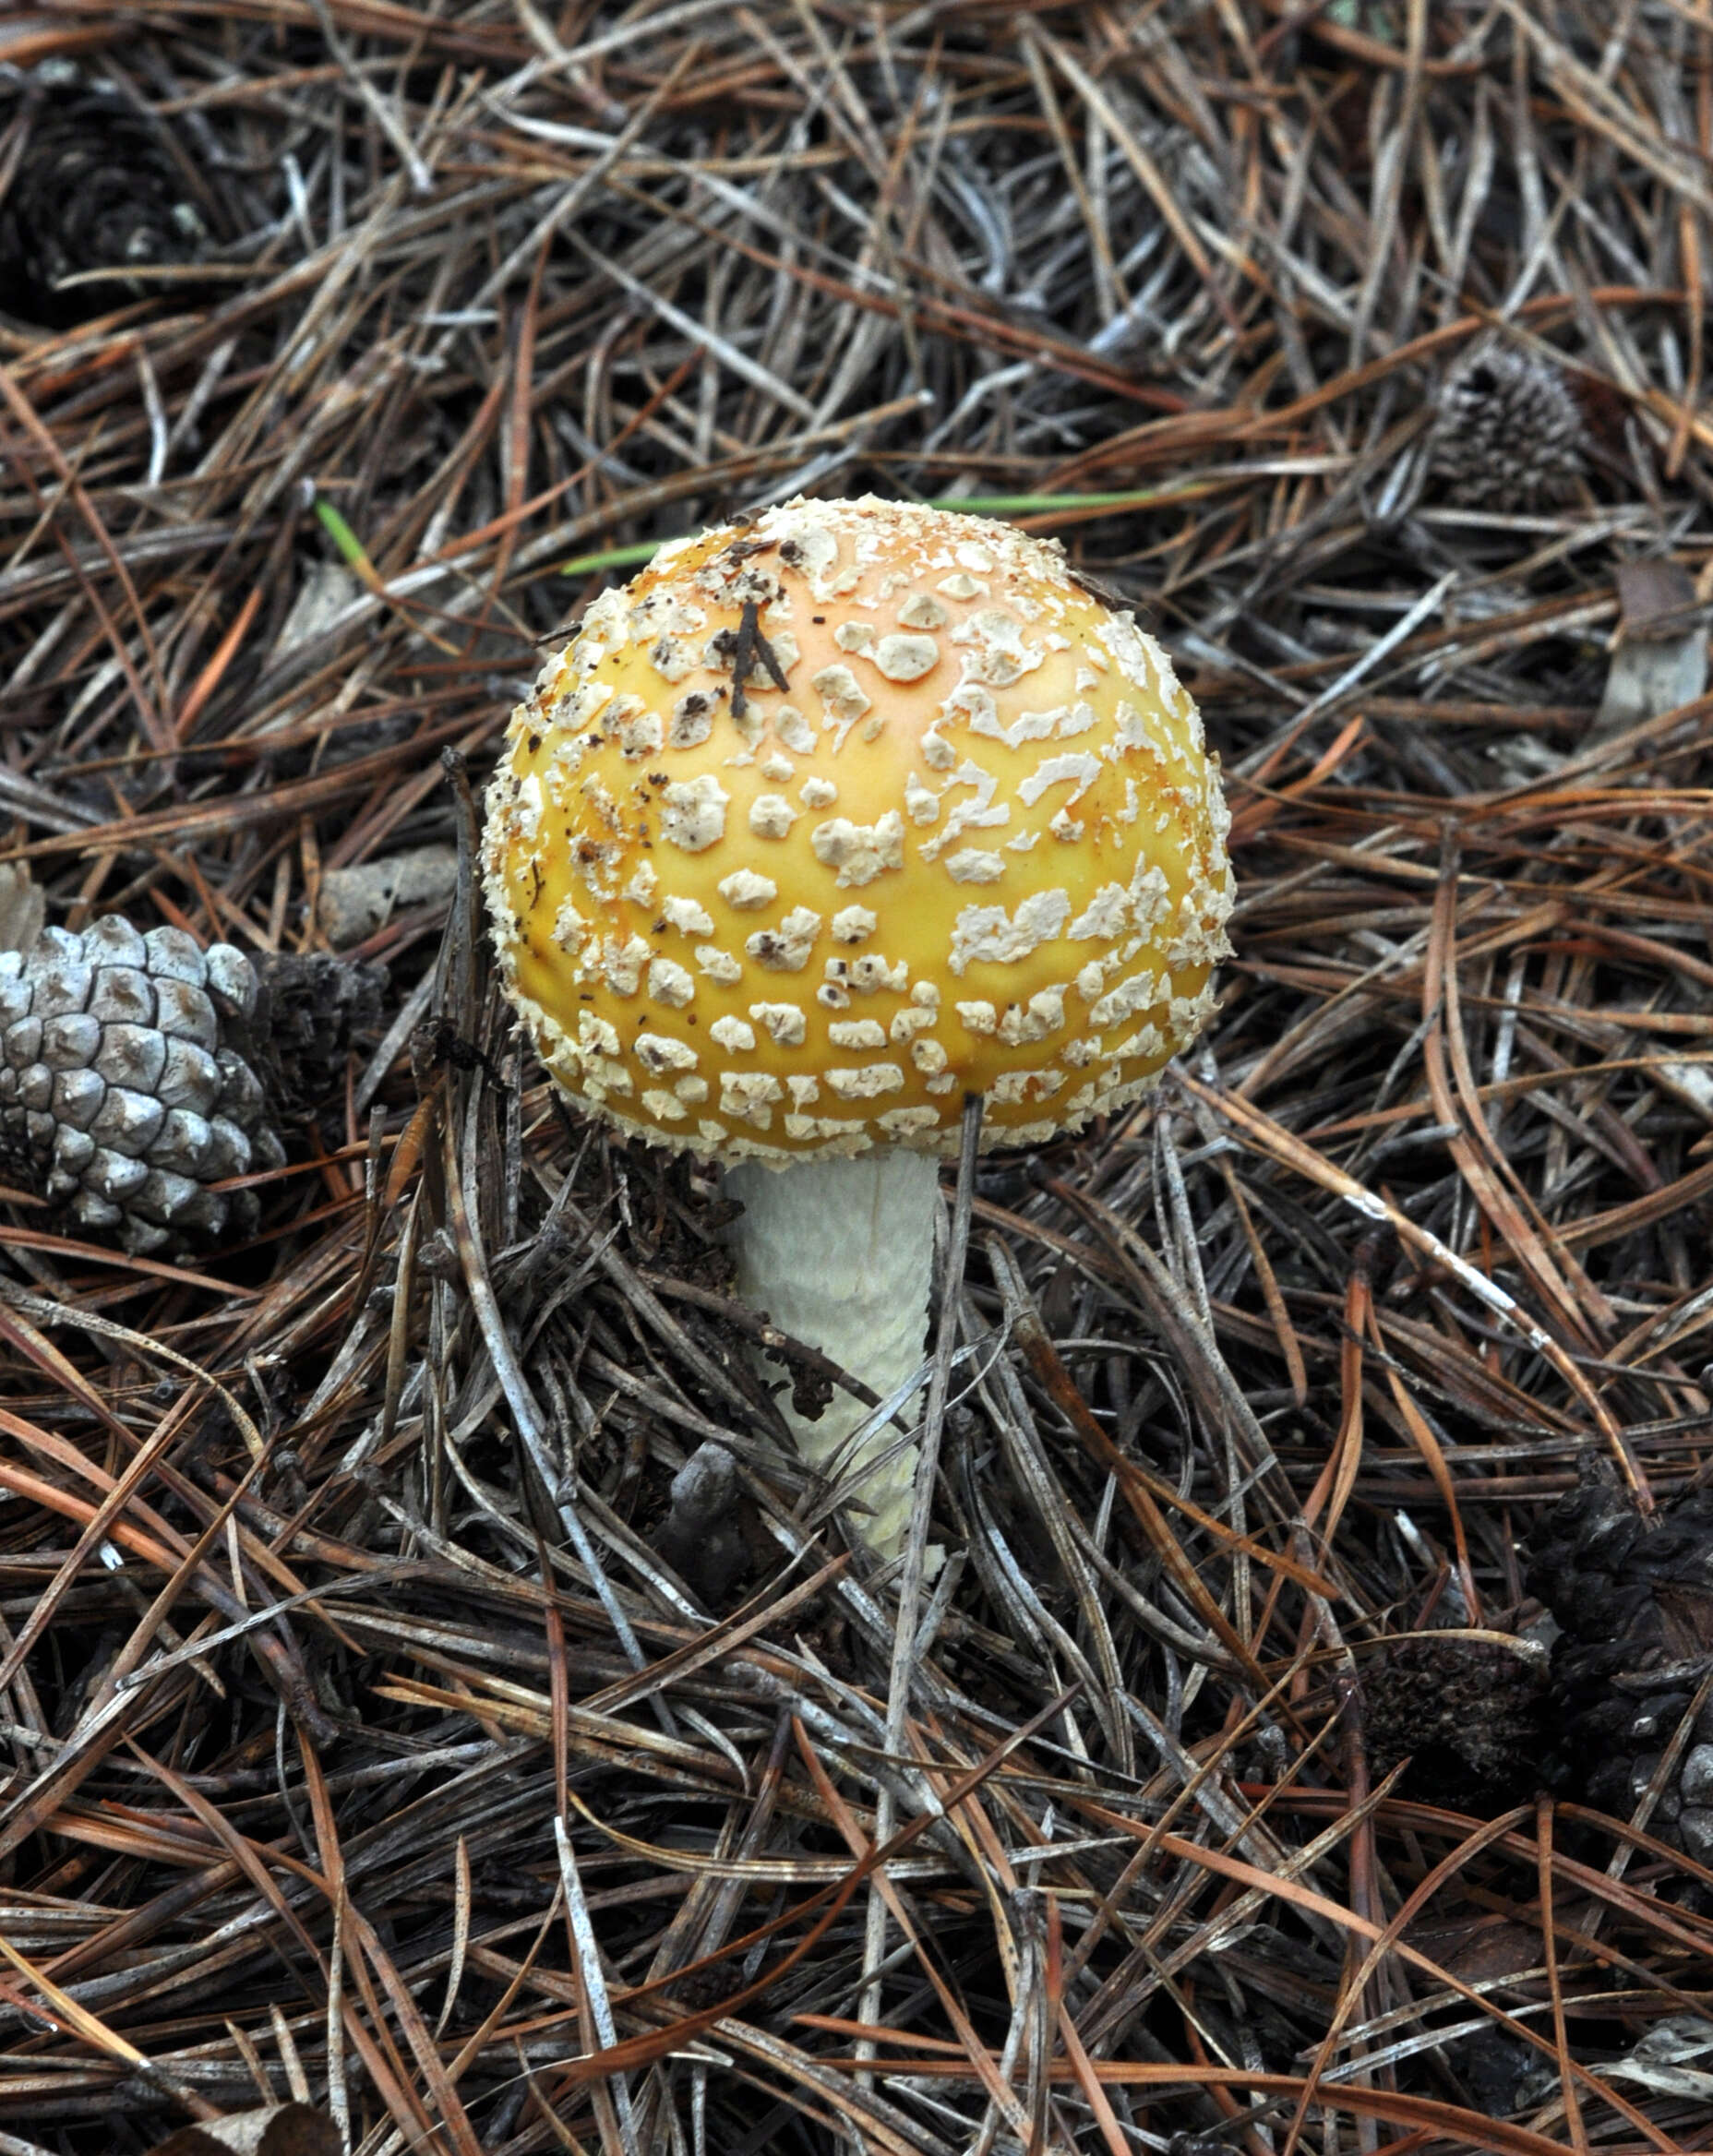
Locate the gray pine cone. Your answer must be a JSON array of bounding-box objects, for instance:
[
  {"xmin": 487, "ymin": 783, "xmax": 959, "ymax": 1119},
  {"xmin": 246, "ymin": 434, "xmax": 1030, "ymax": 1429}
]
[
  {"xmin": 0, "ymin": 919, "xmax": 285, "ymax": 1254},
  {"xmin": 1429, "ymin": 343, "xmax": 1587, "ymax": 509}
]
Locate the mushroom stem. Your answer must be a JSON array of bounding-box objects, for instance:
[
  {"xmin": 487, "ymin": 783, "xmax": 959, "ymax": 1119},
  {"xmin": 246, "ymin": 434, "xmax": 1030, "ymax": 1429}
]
[{"xmin": 724, "ymin": 1149, "xmax": 940, "ymax": 1560}]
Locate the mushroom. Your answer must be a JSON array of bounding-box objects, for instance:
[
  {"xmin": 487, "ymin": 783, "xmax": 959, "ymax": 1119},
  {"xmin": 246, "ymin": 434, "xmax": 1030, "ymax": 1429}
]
[{"xmin": 483, "ymin": 496, "xmax": 1233, "ymax": 1561}]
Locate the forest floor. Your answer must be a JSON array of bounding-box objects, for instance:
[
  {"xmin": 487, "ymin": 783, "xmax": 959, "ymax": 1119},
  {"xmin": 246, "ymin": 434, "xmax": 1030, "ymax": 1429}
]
[{"xmin": 3, "ymin": 4, "xmax": 1713, "ymax": 2152}]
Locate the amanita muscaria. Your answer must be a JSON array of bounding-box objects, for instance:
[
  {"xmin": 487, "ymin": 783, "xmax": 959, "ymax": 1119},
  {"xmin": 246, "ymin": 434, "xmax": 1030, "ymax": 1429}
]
[{"xmin": 484, "ymin": 496, "xmax": 1233, "ymax": 1559}]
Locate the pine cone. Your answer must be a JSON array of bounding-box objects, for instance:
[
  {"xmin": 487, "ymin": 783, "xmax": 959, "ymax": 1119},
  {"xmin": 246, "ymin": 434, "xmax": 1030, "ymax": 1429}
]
[
  {"xmin": 0, "ymin": 914, "xmax": 368, "ymax": 1260},
  {"xmin": 1362, "ymin": 1634, "xmax": 1547, "ymax": 1815},
  {"xmin": 1527, "ymin": 1462, "xmax": 1713, "ymax": 1860},
  {"xmin": 0, "ymin": 920, "xmax": 284, "ymax": 1253},
  {"xmin": 0, "ymin": 73, "xmax": 209, "ymax": 328},
  {"xmin": 247, "ymin": 951, "xmax": 387, "ymax": 1109},
  {"xmin": 1429, "ymin": 343, "xmax": 1587, "ymax": 509}
]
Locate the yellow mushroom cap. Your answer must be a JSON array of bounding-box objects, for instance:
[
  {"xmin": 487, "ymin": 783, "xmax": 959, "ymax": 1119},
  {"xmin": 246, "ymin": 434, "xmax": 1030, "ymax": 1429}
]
[{"xmin": 483, "ymin": 496, "xmax": 1233, "ymax": 1163}]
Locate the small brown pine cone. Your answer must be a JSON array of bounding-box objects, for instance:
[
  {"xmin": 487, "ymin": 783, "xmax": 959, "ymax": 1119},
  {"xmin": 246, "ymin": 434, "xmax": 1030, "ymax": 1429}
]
[
  {"xmin": 243, "ymin": 950, "xmax": 388, "ymax": 1113},
  {"xmin": 1429, "ymin": 343, "xmax": 1587, "ymax": 509},
  {"xmin": 0, "ymin": 73, "xmax": 209, "ymax": 328},
  {"xmin": 1362, "ymin": 1634, "xmax": 1548, "ymax": 1814}
]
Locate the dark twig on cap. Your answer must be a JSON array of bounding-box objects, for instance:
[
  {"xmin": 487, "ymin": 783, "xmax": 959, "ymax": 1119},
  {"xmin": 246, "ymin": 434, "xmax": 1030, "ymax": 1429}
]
[{"xmin": 726, "ymin": 598, "xmax": 792, "ymax": 719}]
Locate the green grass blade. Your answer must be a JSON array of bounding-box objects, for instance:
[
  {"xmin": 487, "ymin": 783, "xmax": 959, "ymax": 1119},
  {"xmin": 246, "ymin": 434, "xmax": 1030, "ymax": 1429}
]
[
  {"xmin": 313, "ymin": 497, "xmax": 375, "ymax": 576},
  {"xmin": 557, "ymin": 483, "xmax": 1214, "ymax": 579}
]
